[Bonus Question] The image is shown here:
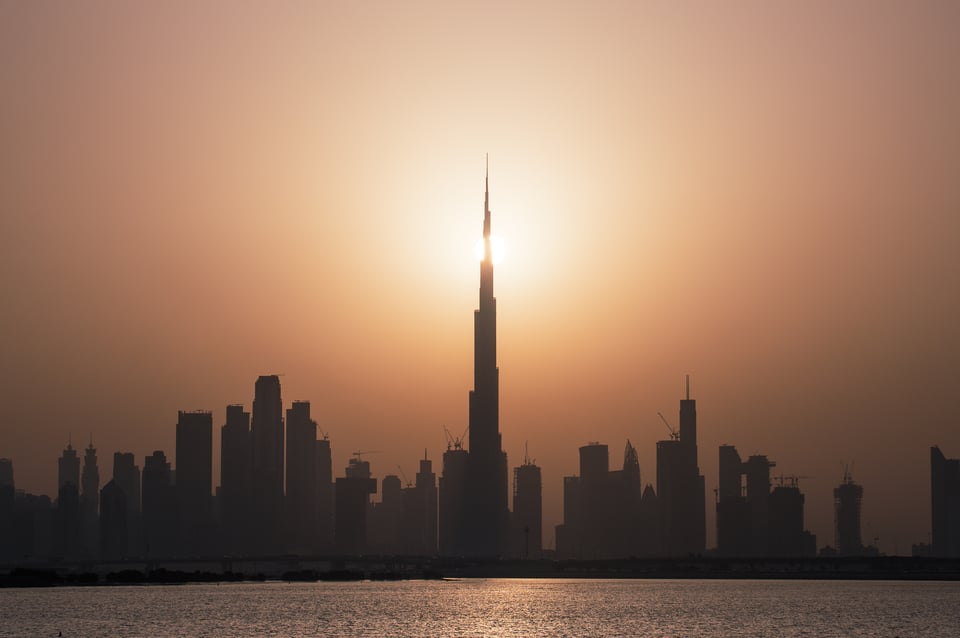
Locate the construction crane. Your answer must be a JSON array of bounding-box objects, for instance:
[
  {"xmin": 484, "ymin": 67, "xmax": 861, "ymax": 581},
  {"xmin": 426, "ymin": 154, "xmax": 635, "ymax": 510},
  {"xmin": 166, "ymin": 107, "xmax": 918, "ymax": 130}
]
[
  {"xmin": 352, "ymin": 450, "xmax": 380, "ymax": 461},
  {"xmin": 397, "ymin": 465, "xmax": 412, "ymax": 488},
  {"xmin": 442, "ymin": 425, "xmax": 467, "ymax": 451},
  {"xmin": 657, "ymin": 412, "xmax": 680, "ymax": 441},
  {"xmin": 317, "ymin": 426, "xmax": 329, "ymax": 441}
]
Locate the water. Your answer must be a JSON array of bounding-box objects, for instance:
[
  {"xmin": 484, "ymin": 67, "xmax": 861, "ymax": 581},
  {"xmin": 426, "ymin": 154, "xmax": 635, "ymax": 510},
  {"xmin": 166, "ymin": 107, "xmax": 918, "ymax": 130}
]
[{"xmin": 2, "ymin": 579, "xmax": 959, "ymax": 637}]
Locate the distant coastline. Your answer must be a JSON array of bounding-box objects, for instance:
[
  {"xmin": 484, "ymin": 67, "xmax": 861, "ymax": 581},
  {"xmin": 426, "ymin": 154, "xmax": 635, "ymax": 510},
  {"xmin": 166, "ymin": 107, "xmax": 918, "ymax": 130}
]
[{"xmin": 4, "ymin": 556, "xmax": 960, "ymax": 587}]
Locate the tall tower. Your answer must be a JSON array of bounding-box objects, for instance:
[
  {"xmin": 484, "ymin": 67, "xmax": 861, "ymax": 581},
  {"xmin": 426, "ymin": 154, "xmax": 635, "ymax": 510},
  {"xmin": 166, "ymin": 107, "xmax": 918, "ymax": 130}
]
[
  {"xmin": 655, "ymin": 377, "xmax": 706, "ymax": 556},
  {"xmin": 251, "ymin": 374, "xmax": 284, "ymax": 553},
  {"xmin": 80, "ymin": 439, "xmax": 99, "ymax": 557},
  {"xmin": 464, "ymin": 159, "xmax": 509, "ymax": 556},
  {"xmin": 834, "ymin": 467, "xmax": 864, "ymax": 555},
  {"xmin": 175, "ymin": 411, "xmax": 213, "ymax": 555},
  {"xmin": 286, "ymin": 400, "xmax": 318, "ymax": 554}
]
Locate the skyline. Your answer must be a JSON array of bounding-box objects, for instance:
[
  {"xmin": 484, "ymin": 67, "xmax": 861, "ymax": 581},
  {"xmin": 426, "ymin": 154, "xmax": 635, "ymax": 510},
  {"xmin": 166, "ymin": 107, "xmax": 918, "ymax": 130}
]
[{"xmin": 2, "ymin": 3, "xmax": 960, "ymax": 556}]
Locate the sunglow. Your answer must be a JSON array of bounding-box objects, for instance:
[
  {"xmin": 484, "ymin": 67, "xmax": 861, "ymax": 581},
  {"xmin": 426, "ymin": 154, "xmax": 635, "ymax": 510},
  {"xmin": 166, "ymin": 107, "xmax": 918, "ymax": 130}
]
[{"xmin": 474, "ymin": 235, "xmax": 506, "ymax": 264}]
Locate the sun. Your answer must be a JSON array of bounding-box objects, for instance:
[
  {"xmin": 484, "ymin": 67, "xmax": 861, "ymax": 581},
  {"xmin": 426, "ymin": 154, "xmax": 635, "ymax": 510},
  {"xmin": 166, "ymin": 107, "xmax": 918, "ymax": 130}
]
[{"xmin": 474, "ymin": 235, "xmax": 506, "ymax": 264}]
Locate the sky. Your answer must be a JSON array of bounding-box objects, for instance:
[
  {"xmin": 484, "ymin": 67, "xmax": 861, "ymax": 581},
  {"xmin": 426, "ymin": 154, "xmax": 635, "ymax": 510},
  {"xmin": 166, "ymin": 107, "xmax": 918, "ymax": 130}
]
[{"xmin": 1, "ymin": 1, "xmax": 959, "ymax": 554}]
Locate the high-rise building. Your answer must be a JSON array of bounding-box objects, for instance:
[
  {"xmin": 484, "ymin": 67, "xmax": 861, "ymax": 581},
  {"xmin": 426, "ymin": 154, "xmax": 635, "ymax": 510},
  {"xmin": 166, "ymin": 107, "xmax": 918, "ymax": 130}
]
[
  {"xmin": 744, "ymin": 454, "xmax": 774, "ymax": 557},
  {"xmin": 370, "ymin": 474, "xmax": 403, "ymax": 554},
  {"xmin": 58, "ymin": 440, "xmax": 80, "ymax": 492},
  {"xmin": 439, "ymin": 445, "xmax": 468, "ymax": 556},
  {"xmin": 0, "ymin": 459, "xmax": 14, "ymax": 561},
  {"xmin": 931, "ymin": 446, "xmax": 960, "ymax": 557},
  {"xmin": 176, "ymin": 410, "xmax": 213, "ymax": 555},
  {"xmin": 462, "ymin": 162, "xmax": 509, "ymax": 556},
  {"xmin": 113, "ymin": 452, "xmax": 141, "ymax": 555},
  {"xmin": 316, "ymin": 437, "xmax": 333, "ymax": 551},
  {"xmin": 286, "ymin": 400, "xmax": 318, "ymax": 554},
  {"xmin": 220, "ymin": 404, "xmax": 251, "ymax": 554},
  {"xmin": 99, "ymin": 479, "xmax": 127, "ymax": 560},
  {"xmin": 251, "ymin": 375, "xmax": 284, "ymax": 553},
  {"xmin": 80, "ymin": 440, "xmax": 99, "ymax": 557},
  {"xmin": 334, "ymin": 457, "xmax": 376, "ymax": 555},
  {"xmin": 716, "ymin": 444, "xmax": 750, "ymax": 556},
  {"xmin": 412, "ymin": 454, "xmax": 438, "ymax": 555},
  {"xmin": 655, "ymin": 378, "xmax": 705, "ymax": 556},
  {"xmin": 512, "ymin": 457, "xmax": 542, "ymax": 559},
  {"xmin": 57, "ymin": 441, "xmax": 81, "ymax": 559},
  {"xmin": 142, "ymin": 450, "xmax": 176, "ymax": 557},
  {"xmin": 834, "ymin": 468, "xmax": 864, "ymax": 556}
]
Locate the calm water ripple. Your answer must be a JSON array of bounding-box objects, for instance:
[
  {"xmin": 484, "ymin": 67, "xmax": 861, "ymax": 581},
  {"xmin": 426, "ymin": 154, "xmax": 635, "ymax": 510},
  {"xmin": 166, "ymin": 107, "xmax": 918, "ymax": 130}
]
[{"xmin": 2, "ymin": 579, "xmax": 959, "ymax": 637}]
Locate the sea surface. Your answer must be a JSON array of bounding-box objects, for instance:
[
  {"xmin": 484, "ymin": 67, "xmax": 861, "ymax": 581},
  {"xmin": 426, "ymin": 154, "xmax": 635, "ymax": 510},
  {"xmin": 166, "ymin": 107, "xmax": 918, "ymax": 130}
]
[{"xmin": 2, "ymin": 578, "xmax": 959, "ymax": 637}]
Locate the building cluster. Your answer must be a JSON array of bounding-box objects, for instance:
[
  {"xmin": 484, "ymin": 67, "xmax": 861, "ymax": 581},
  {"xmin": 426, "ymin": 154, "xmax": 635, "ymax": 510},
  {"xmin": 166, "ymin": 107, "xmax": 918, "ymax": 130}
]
[
  {"xmin": 555, "ymin": 381, "xmax": 707, "ymax": 559},
  {"xmin": 1, "ymin": 169, "xmax": 959, "ymax": 564},
  {"xmin": 715, "ymin": 446, "xmax": 816, "ymax": 557}
]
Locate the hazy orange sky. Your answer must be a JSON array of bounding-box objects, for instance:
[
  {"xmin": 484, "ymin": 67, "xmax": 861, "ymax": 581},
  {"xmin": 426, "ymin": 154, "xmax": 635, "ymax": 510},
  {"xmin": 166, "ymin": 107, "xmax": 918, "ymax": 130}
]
[{"xmin": 2, "ymin": 2, "xmax": 959, "ymax": 554}]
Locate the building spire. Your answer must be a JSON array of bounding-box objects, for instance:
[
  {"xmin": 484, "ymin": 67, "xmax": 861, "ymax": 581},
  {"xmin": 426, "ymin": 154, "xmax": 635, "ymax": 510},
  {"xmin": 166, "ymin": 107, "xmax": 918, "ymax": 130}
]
[{"xmin": 483, "ymin": 154, "xmax": 490, "ymax": 239}]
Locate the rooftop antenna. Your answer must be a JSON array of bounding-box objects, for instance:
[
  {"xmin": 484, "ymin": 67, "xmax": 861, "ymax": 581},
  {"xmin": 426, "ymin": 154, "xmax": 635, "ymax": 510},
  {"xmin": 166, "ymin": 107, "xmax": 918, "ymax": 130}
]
[{"xmin": 686, "ymin": 374, "xmax": 690, "ymax": 400}]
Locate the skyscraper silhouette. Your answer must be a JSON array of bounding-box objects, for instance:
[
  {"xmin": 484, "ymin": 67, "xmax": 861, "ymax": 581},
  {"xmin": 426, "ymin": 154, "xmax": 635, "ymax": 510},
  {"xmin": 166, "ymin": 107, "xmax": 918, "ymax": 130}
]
[
  {"xmin": 512, "ymin": 453, "xmax": 542, "ymax": 559},
  {"xmin": 316, "ymin": 436, "xmax": 334, "ymax": 551},
  {"xmin": 463, "ymin": 160, "xmax": 509, "ymax": 556},
  {"xmin": 221, "ymin": 404, "xmax": 251, "ymax": 555},
  {"xmin": 0, "ymin": 459, "xmax": 14, "ymax": 561},
  {"xmin": 834, "ymin": 468, "xmax": 864, "ymax": 556},
  {"xmin": 931, "ymin": 446, "xmax": 960, "ymax": 557},
  {"xmin": 80, "ymin": 440, "xmax": 99, "ymax": 557},
  {"xmin": 56, "ymin": 441, "xmax": 81, "ymax": 558},
  {"xmin": 142, "ymin": 450, "xmax": 175, "ymax": 557},
  {"xmin": 285, "ymin": 400, "xmax": 318, "ymax": 553},
  {"xmin": 655, "ymin": 378, "xmax": 706, "ymax": 556},
  {"xmin": 251, "ymin": 375, "xmax": 284, "ymax": 553},
  {"xmin": 112, "ymin": 451, "xmax": 141, "ymax": 555},
  {"xmin": 175, "ymin": 410, "xmax": 212, "ymax": 555}
]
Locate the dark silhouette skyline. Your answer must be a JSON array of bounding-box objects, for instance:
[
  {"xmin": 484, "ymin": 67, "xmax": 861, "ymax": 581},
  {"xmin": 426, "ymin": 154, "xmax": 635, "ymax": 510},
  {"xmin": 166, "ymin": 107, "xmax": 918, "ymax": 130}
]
[{"xmin": 2, "ymin": 169, "xmax": 959, "ymax": 564}]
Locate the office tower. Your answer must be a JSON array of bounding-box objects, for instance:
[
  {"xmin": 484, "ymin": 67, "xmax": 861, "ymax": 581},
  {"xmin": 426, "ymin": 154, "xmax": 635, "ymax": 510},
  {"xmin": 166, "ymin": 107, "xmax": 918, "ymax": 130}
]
[
  {"xmin": 286, "ymin": 400, "xmax": 318, "ymax": 554},
  {"xmin": 655, "ymin": 378, "xmax": 706, "ymax": 556},
  {"xmin": 834, "ymin": 468, "xmax": 864, "ymax": 555},
  {"xmin": 744, "ymin": 454, "xmax": 774, "ymax": 557},
  {"xmin": 768, "ymin": 482, "xmax": 807, "ymax": 557},
  {"xmin": 251, "ymin": 375, "xmax": 284, "ymax": 553},
  {"xmin": 463, "ymin": 162, "xmax": 509, "ymax": 557},
  {"xmin": 57, "ymin": 441, "xmax": 81, "ymax": 559},
  {"xmin": 512, "ymin": 456, "xmax": 542, "ymax": 559},
  {"xmin": 370, "ymin": 474, "xmax": 403, "ymax": 554},
  {"xmin": 80, "ymin": 440, "xmax": 99, "ymax": 557},
  {"xmin": 142, "ymin": 450, "xmax": 176, "ymax": 557},
  {"xmin": 112, "ymin": 452, "xmax": 141, "ymax": 555},
  {"xmin": 99, "ymin": 479, "xmax": 127, "ymax": 559},
  {"xmin": 0, "ymin": 459, "xmax": 14, "ymax": 560},
  {"xmin": 58, "ymin": 440, "xmax": 80, "ymax": 491},
  {"xmin": 316, "ymin": 437, "xmax": 333, "ymax": 550},
  {"xmin": 220, "ymin": 404, "xmax": 251, "ymax": 554},
  {"xmin": 176, "ymin": 410, "xmax": 213, "ymax": 555},
  {"xmin": 414, "ymin": 454, "xmax": 438, "ymax": 556},
  {"xmin": 716, "ymin": 445, "xmax": 750, "ymax": 556},
  {"xmin": 439, "ymin": 444, "xmax": 469, "ymax": 556},
  {"xmin": 931, "ymin": 446, "xmax": 960, "ymax": 557},
  {"xmin": 334, "ymin": 456, "xmax": 377, "ymax": 555}
]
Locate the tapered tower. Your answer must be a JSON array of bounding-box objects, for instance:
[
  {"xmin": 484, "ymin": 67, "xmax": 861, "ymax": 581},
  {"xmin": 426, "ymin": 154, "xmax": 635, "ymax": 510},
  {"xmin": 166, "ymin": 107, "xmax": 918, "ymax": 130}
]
[{"xmin": 464, "ymin": 158, "xmax": 509, "ymax": 556}]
